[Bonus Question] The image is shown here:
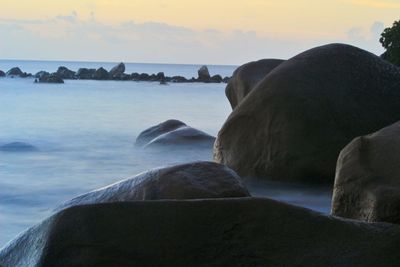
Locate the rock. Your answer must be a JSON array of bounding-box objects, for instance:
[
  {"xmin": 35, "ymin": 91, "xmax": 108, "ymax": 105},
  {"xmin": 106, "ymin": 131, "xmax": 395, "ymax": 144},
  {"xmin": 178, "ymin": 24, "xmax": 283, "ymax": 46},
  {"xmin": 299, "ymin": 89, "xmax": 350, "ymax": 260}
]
[
  {"xmin": 109, "ymin": 62, "xmax": 125, "ymax": 78},
  {"xmin": 210, "ymin": 74, "xmax": 223, "ymax": 83},
  {"xmin": 226, "ymin": 59, "xmax": 284, "ymax": 108},
  {"xmin": 138, "ymin": 73, "xmax": 150, "ymax": 81},
  {"xmin": 34, "ymin": 71, "xmax": 50, "ymax": 79},
  {"xmin": 76, "ymin": 68, "xmax": 96, "ymax": 79},
  {"xmin": 171, "ymin": 76, "xmax": 187, "ymax": 83},
  {"xmin": 38, "ymin": 73, "xmax": 64, "ymax": 84},
  {"xmin": 93, "ymin": 67, "xmax": 109, "ymax": 80},
  {"xmin": 135, "ymin": 119, "xmax": 187, "ymax": 147},
  {"xmin": 214, "ymin": 43, "xmax": 400, "ymax": 183},
  {"xmin": 156, "ymin": 72, "xmax": 165, "ymax": 81},
  {"xmin": 222, "ymin": 76, "xmax": 230, "ymax": 83},
  {"xmin": 0, "ymin": 142, "xmax": 38, "ymax": 152},
  {"xmin": 56, "ymin": 66, "xmax": 75, "ymax": 79},
  {"xmin": 331, "ymin": 121, "xmax": 400, "ymax": 224},
  {"xmin": 6, "ymin": 67, "xmax": 23, "ymax": 77},
  {"xmin": 56, "ymin": 161, "xmax": 250, "ymax": 211},
  {"xmin": 198, "ymin": 65, "xmax": 210, "ymax": 81},
  {"xmin": 2, "ymin": 198, "xmax": 400, "ymax": 267},
  {"xmin": 0, "ymin": 70, "xmax": 6, "ymax": 77},
  {"xmin": 145, "ymin": 126, "xmax": 215, "ymax": 149},
  {"xmin": 131, "ymin": 72, "xmax": 140, "ymax": 81}
]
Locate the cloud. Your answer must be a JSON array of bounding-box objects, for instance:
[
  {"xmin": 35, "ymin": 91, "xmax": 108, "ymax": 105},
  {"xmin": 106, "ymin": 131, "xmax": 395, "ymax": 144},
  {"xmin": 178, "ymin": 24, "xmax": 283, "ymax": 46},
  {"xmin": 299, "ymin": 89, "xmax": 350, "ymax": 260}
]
[
  {"xmin": 339, "ymin": 0, "xmax": 400, "ymax": 8},
  {"xmin": 344, "ymin": 21, "xmax": 385, "ymax": 55},
  {"xmin": 56, "ymin": 11, "xmax": 78, "ymax": 23}
]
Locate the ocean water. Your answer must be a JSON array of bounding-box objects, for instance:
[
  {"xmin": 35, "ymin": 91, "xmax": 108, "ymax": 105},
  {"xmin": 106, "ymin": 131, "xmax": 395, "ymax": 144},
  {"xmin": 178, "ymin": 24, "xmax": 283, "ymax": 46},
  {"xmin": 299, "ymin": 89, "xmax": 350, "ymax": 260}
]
[{"xmin": 0, "ymin": 60, "xmax": 332, "ymax": 247}]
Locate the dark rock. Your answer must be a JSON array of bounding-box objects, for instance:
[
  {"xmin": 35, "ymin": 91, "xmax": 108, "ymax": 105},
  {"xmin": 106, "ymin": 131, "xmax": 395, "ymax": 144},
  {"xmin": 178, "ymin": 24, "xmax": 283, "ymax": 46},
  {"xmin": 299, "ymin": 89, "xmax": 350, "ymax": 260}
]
[
  {"xmin": 2, "ymin": 198, "xmax": 400, "ymax": 267},
  {"xmin": 214, "ymin": 43, "xmax": 400, "ymax": 183},
  {"xmin": 76, "ymin": 68, "xmax": 96, "ymax": 79},
  {"xmin": 171, "ymin": 76, "xmax": 188, "ymax": 83},
  {"xmin": 139, "ymin": 73, "xmax": 150, "ymax": 81},
  {"xmin": 156, "ymin": 72, "xmax": 165, "ymax": 81},
  {"xmin": 109, "ymin": 62, "xmax": 125, "ymax": 78},
  {"xmin": 38, "ymin": 73, "xmax": 64, "ymax": 84},
  {"xmin": 226, "ymin": 59, "xmax": 284, "ymax": 108},
  {"xmin": 197, "ymin": 65, "xmax": 210, "ymax": 81},
  {"xmin": 34, "ymin": 71, "xmax": 50, "ymax": 79},
  {"xmin": 93, "ymin": 67, "xmax": 109, "ymax": 80},
  {"xmin": 0, "ymin": 142, "xmax": 38, "ymax": 152},
  {"xmin": 0, "ymin": 70, "xmax": 5, "ymax": 77},
  {"xmin": 135, "ymin": 119, "xmax": 187, "ymax": 147},
  {"xmin": 56, "ymin": 66, "xmax": 75, "ymax": 79},
  {"xmin": 56, "ymin": 161, "xmax": 250, "ymax": 211},
  {"xmin": 19, "ymin": 72, "xmax": 32, "ymax": 78},
  {"xmin": 332, "ymin": 121, "xmax": 400, "ymax": 224},
  {"xmin": 6, "ymin": 67, "xmax": 23, "ymax": 77},
  {"xmin": 222, "ymin": 76, "xmax": 231, "ymax": 83},
  {"xmin": 210, "ymin": 74, "xmax": 223, "ymax": 83},
  {"xmin": 131, "ymin": 72, "xmax": 140, "ymax": 81}
]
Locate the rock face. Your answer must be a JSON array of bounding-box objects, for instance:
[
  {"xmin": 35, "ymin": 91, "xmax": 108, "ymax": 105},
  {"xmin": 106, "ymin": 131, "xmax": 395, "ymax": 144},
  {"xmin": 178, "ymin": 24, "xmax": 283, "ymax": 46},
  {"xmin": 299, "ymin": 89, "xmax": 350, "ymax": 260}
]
[
  {"xmin": 93, "ymin": 67, "xmax": 109, "ymax": 80},
  {"xmin": 226, "ymin": 59, "xmax": 284, "ymax": 109},
  {"xmin": 197, "ymin": 65, "xmax": 210, "ymax": 81},
  {"xmin": 0, "ymin": 142, "xmax": 37, "ymax": 152},
  {"xmin": 56, "ymin": 161, "xmax": 249, "ymax": 211},
  {"xmin": 0, "ymin": 70, "xmax": 5, "ymax": 77},
  {"xmin": 56, "ymin": 66, "xmax": 75, "ymax": 79},
  {"xmin": 109, "ymin": 62, "xmax": 125, "ymax": 78},
  {"xmin": 135, "ymin": 119, "xmax": 187, "ymax": 147},
  {"xmin": 37, "ymin": 73, "xmax": 64, "ymax": 84},
  {"xmin": 214, "ymin": 43, "xmax": 400, "ymax": 183},
  {"xmin": 6, "ymin": 67, "xmax": 23, "ymax": 77},
  {"xmin": 332, "ymin": 121, "xmax": 400, "ymax": 224},
  {"xmin": 2, "ymin": 198, "xmax": 400, "ymax": 267}
]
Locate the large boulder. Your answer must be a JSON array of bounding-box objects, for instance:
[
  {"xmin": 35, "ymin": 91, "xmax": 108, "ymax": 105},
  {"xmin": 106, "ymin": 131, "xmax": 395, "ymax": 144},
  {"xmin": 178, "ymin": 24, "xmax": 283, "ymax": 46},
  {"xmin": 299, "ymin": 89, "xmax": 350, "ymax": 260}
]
[
  {"xmin": 197, "ymin": 65, "xmax": 210, "ymax": 82},
  {"xmin": 2, "ymin": 198, "xmax": 400, "ymax": 267},
  {"xmin": 135, "ymin": 119, "xmax": 187, "ymax": 147},
  {"xmin": 0, "ymin": 142, "xmax": 37, "ymax": 152},
  {"xmin": 226, "ymin": 59, "xmax": 284, "ymax": 109},
  {"xmin": 109, "ymin": 62, "xmax": 125, "ymax": 78},
  {"xmin": 37, "ymin": 73, "xmax": 64, "ymax": 84},
  {"xmin": 56, "ymin": 66, "xmax": 75, "ymax": 79},
  {"xmin": 34, "ymin": 71, "xmax": 50, "ymax": 79},
  {"xmin": 76, "ymin": 68, "xmax": 96, "ymax": 79},
  {"xmin": 332, "ymin": 121, "xmax": 400, "ymax": 224},
  {"xmin": 6, "ymin": 67, "xmax": 23, "ymax": 77},
  {"xmin": 55, "ymin": 161, "xmax": 249, "ymax": 211},
  {"xmin": 214, "ymin": 43, "xmax": 400, "ymax": 183},
  {"xmin": 93, "ymin": 67, "xmax": 109, "ymax": 80},
  {"xmin": 0, "ymin": 70, "xmax": 5, "ymax": 77}
]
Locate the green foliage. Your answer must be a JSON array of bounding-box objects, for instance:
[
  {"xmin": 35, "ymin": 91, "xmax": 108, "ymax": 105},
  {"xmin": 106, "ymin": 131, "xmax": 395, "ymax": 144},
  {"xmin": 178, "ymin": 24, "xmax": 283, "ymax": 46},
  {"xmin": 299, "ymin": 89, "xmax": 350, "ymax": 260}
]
[{"xmin": 380, "ymin": 20, "xmax": 400, "ymax": 66}]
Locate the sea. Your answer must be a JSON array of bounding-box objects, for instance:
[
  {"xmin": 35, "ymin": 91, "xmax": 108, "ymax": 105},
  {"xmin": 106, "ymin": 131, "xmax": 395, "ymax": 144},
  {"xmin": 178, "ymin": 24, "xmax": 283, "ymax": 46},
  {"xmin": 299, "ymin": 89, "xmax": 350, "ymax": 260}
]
[{"xmin": 0, "ymin": 60, "xmax": 332, "ymax": 247}]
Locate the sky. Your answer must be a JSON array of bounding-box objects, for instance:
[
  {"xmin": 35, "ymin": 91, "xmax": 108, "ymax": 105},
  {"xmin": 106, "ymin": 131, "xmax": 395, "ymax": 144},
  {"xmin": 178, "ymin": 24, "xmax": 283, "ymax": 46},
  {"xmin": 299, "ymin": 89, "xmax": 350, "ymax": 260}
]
[{"xmin": 0, "ymin": 0, "xmax": 399, "ymax": 65}]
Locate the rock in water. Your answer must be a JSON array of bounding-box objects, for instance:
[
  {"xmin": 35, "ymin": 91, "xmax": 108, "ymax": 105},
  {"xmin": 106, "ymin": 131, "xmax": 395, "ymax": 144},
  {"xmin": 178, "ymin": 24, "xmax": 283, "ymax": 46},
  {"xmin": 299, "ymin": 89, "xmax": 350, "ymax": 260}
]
[
  {"xmin": 0, "ymin": 70, "xmax": 5, "ymax": 77},
  {"xmin": 135, "ymin": 119, "xmax": 187, "ymax": 147},
  {"xmin": 6, "ymin": 67, "xmax": 23, "ymax": 77},
  {"xmin": 109, "ymin": 62, "xmax": 125, "ymax": 78},
  {"xmin": 56, "ymin": 161, "xmax": 250, "ymax": 211},
  {"xmin": 332, "ymin": 121, "xmax": 400, "ymax": 224},
  {"xmin": 38, "ymin": 73, "xmax": 64, "ymax": 83},
  {"xmin": 76, "ymin": 68, "xmax": 96, "ymax": 79},
  {"xmin": 197, "ymin": 65, "xmax": 210, "ymax": 82},
  {"xmin": 0, "ymin": 142, "xmax": 37, "ymax": 152},
  {"xmin": 93, "ymin": 67, "xmax": 109, "ymax": 80},
  {"xmin": 214, "ymin": 43, "xmax": 400, "ymax": 183},
  {"xmin": 226, "ymin": 59, "xmax": 284, "ymax": 108},
  {"xmin": 3, "ymin": 198, "xmax": 400, "ymax": 267},
  {"xmin": 56, "ymin": 66, "xmax": 75, "ymax": 79}
]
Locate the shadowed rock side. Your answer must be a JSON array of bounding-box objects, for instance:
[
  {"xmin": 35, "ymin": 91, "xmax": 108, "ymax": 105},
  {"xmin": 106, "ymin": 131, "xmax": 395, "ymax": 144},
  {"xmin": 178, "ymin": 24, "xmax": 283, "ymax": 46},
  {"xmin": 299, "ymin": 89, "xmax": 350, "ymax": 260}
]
[
  {"xmin": 0, "ymin": 142, "xmax": 38, "ymax": 152},
  {"xmin": 332, "ymin": 121, "xmax": 400, "ymax": 224},
  {"xmin": 226, "ymin": 59, "xmax": 284, "ymax": 109},
  {"xmin": 214, "ymin": 43, "xmax": 400, "ymax": 183},
  {"xmin": 135, "ymin": 119, "xmax": 187, "ymax": 147},
  {"xmin": 2, "ymin": 198, "xmax": 400, "ymax": 267},
  {"xmin": 55, "ymin": 161, "xmax": 249, "ymax": 211},
  {"xmin": 0, "ymin": 70, "xmax": 5, "ymax": 77}
]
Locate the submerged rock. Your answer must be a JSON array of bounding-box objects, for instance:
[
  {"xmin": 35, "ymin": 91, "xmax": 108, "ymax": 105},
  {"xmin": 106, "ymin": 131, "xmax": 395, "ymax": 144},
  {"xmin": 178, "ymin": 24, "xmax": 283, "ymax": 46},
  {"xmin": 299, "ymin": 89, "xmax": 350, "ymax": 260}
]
[
  {"xmin": 332, "ymin": 121, "xmax": 400, "ymax": 224},
  {"xmin": 214, "ymin": 43, "xmax": 400, "ymax": 183},
  {"xmin": 135, "ymin": 119, "xmax": 187, "ymax": 147},
  {"xmin": 0, "ymin": 142, "xmax": 38, "ymax": 152},
  {"xmin": 56, "ymin": 66, "xmax": 75, "ymax": 79},
  {"xmin": 226, "ymin": 58, "xmax": 284, "ymax": 108},
  {"xmin": 2, "ymin": 198, "xmax": 400, "ymax": 267}
]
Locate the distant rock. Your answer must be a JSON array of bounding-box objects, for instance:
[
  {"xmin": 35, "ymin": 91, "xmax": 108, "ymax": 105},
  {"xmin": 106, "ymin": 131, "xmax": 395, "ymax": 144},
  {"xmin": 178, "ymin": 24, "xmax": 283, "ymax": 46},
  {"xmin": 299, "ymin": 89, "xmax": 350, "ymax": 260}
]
[
  {"xmin": 171, "ymin": 76, "xmax": 188, "ymax": 83},
  {"xmin": 56, "ymin": 66, "xmax": 75, "ymax": 79},
  {"xmin": 109, "ymin": 62, "xmax": 125, "ymax": 78},
  {"xmin": 131, "ymin": 72, "xmax": 140, "ymax": 81},
  {"xmin": 210, "ymin": 74, "xmax": 223, "ymax": 83},
  {"xmin": 6, "ymin": 67, "xmax": 24, "ymax": 77},
  {"xmin": 93, "ymin": 67, "xmax": 109, "ymax": 80},
  {"xmin": 222, "ymin": 76, "xmax": 230, "ymax": 83},
  {"xmin": 0, "ymin": 142, "xmax": 38, "ymax": 152},
  {"xmin": 197, "ymin": 65, "xmax": 210, "ymax": 82},
  {"xmin": 226, "ymin": 59, "xmax": 284, "ymax": 108},
  {"xmin": 37, "ymin": 73, "xmax": 64, "ymax": 84},
  {"xmin": 76, "ymin": 68, "xmax": 96, "ymax": 80},
  {"xmin": 138, "ymin": 73, "xmax": 150, "ymax": 81},
  {"xmin": 332, "ymin": 121, "xmax": 400, "ymax": 224},
  {"xmin": 135, "ymin": 119, "xmax": 187, "ymax": 147},
  {"xmin": 0, "ymin": 70, "xmax": 5, "ymax": 77},
  {"xmin": 34, "ymin": 71, "xmax": 50, "ymax": 79},
  {"xmin": 214, "ymin": 43, "xmax": 400, "ymax": 183}
]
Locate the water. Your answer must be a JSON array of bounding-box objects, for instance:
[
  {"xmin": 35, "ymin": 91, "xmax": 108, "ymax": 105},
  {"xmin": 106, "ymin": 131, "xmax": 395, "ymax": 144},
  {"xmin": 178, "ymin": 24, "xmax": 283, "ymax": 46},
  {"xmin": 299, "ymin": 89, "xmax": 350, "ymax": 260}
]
[{"xmin": 0, "ymin": 60, "xmax": 332, "ymax": 248}]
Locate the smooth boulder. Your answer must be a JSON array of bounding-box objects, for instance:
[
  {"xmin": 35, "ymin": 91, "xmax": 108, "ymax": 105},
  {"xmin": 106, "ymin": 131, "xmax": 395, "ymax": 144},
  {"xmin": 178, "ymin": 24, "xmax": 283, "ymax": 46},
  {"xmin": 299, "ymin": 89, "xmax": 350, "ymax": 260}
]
[
  {"xmin": 332, "ymin": 121, "xmax": 400, "ymax": 224},
  {"xmin": 2, "ymin": 198, "xmax": 400, "ymax": 267},
  {"xmin": 226, "ymin": 59, "xmax": 284, "ymax": 108},
  {"xmin": 214, "ymin": 43, "xmax": 400, "ymax": 183},
  {"xmin": 0, "ymin": 142, "xmax": 37, "ymax": 152},
  {"xmin": 135, "ymin": 119, "xmax": 187, "ymax": 147},
  {"xmin": 56, "ymin": 161, "xmax": 250, "ymax": 211}
]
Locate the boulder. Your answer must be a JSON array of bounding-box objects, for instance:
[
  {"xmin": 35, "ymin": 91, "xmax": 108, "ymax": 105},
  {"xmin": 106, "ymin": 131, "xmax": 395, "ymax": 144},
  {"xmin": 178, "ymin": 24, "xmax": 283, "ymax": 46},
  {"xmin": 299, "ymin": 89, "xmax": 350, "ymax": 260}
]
[
  {"xmin": 222, "ymin": 76, "xmax": 231, "ymax": 83},
  {"xmin": 0, "ymin": 142, "xmax": 37, "ymax": 152},
  {"xmin": 171, "ymin": 76, "xmax": 188, "ymax": 83},
  {"xmin": 56, "ymin": 161, "xmax": 249, "ymax": 211},
  {"xmin": 93, "ymin": 67, "xmax": 109, "ymax": 80},
  {"xmin": 37, "ymin": 73, "xmax": 64, "ymax": 84},
  {"xmin": 34, "ymin": 71, "xmax": 50, "ymax": 79},
  {"xmin": 135, "ymin": 119, "xmax": 187, "ymax": 147},
  {"xmin": 6, "ymin": 67, "xmax": 23, "ymax": 77},
  {"xmin": 214, "ymin": 43, "xmax": 400, "ymax": 183},
  {"xmin": 76, "ymin": 68, "xmax": 96, "ymax": 79},
  {"xmin": 0, "ymin": 70, "xmax": 5, "ymax": 77},
  {"xmin": 145, "ymin": 126, "xmax": 215, "ymax": 149},
  {"xmin": 131, "ymin": 72, "xmax": 140, "ymax": 81},
  {"xmin": 210, "ymin": 74, "xmax": 223, "ymax": 83},
  {"xmin": 2, "ymin": 198, "xmax": 400, "ymax": 267},
  {"xmin": 197, "ymin": 65, "xmax": 210, "ymax": 81},
  {"xmin": 226, "ymin": 59, "xmax": 284, "ymax": 108},
  {"xmin": 109, "ymin": 62, "xmax": 125, "ymax": 78},
  {"xmin": 56, "ymin": 66, "xmax": 75, "ymax": 79},
  {"xmin": 331, "ymin": 121, "xmax": 400, "ymax": 224}
]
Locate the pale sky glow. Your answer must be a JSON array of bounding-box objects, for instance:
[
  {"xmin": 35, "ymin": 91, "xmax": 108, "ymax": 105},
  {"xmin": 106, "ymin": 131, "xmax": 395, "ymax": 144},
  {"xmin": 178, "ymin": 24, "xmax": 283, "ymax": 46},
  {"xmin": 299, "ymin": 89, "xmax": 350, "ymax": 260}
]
[{"xmin": 0, "ymin": 0, "xmax": 399, "ymax": 64}]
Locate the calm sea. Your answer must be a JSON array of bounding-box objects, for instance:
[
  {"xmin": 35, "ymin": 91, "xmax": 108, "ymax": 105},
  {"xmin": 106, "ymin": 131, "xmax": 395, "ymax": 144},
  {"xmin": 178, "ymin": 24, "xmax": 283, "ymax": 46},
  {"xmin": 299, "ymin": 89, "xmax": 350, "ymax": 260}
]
[{"xmin": 0, "ymin": 60, "xmax": 331, "ymax": 247}]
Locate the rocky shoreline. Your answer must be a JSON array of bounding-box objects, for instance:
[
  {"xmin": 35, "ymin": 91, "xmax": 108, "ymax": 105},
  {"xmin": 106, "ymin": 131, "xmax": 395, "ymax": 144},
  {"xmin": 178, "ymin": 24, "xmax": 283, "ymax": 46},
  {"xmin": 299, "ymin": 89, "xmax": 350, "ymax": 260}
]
[{"xmin": 0, "ymin": 63, "xmax": 231, "ymax": 84}]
